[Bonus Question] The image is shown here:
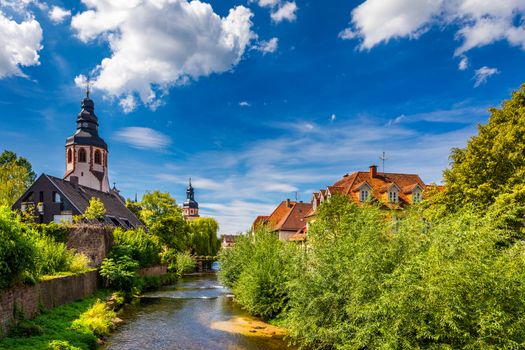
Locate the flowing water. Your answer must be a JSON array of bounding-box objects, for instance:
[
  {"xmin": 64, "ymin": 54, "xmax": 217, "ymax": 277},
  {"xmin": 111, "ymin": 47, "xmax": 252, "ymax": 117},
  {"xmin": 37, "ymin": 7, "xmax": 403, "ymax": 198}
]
[{"xmin": 102, "ymin": 273, "xmax": 295, "ymax": 350}]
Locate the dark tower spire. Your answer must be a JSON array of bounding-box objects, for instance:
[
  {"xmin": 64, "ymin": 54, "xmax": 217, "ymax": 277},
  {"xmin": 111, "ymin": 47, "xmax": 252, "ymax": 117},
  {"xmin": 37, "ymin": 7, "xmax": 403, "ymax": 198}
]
[
  {"xmin": 183, "ymin": 177, "xmax": 199, "ymax": 219},
  {"xmin": 66, "ymin": 92, "xmax": 108, "ymax": 150}
]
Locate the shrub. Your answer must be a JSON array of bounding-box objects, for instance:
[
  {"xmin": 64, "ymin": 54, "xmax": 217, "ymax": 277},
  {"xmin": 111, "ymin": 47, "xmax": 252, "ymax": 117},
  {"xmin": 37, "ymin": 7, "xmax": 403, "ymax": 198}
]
[
  {"xmin": 71, "ymin": 300, "xmax": 115, "ymax": 337},
  {"xmin": 230, "ymin": 229, "xmax": 301, "ymax": 320},
  {"xmin": 8, "ymin": 320, "xmax": 44, "ymax": 338},
  {"xmin": 31, "ymin": 232, "xmax": 74, "ymax": 276},
  {"xmin": 0, "ymin": 206, "xmax": 36, "ymax": 289},
  {"xmin": 172, "ymin": 252, "xmax": 196, "ymax": 277},
  {"xmin": 112, "ymin": 227, "xmax": 161, "ymax": 267},
  {"xmin": 68, "ymin": 253, "xmax": 90, "ymax": 274},
  {"xmin": 99, "ymin": 256, "xmax": 140, "ymax": 292},
  {"xmin": 218, "ymin": 234, "xmax": 254, "ymax": 288},
  {"xmin": 47, "ymin": 340, "xmax": 81, "ymax": 350}
]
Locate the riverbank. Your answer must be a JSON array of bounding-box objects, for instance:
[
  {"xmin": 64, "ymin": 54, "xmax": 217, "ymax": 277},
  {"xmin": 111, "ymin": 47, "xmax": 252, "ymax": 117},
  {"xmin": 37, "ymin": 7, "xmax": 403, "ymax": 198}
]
[
  {"xmin": 101, "ymin": 273, "xmax": 294, "ymax": 350},
  {"xmin": 0, "ymin": 291, "xmax": 112, "ymax": 350}
]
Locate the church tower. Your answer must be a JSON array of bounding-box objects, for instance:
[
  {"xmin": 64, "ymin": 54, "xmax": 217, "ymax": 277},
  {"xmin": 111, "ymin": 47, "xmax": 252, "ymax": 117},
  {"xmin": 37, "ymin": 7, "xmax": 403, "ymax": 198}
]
[
  {"xmin": 182, "ymin": 178, "xmax": 199, "ymax": 220},
  {"xmin": 64, "ymin": 91, "xmax": 110, "ymax": 192}
]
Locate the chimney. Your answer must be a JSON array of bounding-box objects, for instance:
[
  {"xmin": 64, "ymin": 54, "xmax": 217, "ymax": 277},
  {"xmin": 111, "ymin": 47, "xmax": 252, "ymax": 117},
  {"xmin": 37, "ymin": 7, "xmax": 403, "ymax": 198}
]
[
  {"xmin": 286, "ymin": 198, "xmax": 291, "ymax": 208},
  {"xmin": 70, "ymin": 176, "xmax": 79, "ymax": 188},
  {"xmin": 369, "ymin": 165, "xmax": 377, "ymax": 178}
]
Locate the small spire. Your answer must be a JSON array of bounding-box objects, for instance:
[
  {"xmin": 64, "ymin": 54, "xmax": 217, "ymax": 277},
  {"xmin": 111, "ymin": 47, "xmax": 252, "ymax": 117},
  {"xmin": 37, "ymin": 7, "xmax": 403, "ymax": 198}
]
[
  {"xmin": 189, "ymin": 177, "xmax": 192, "ymax": 187},
  {"xmin": 134, "ymin": 193, "xmax": 138, "ymax": 203},
  {"xmin": 85, "ymin": 78, "xmax": 91, "ymax": 99}
]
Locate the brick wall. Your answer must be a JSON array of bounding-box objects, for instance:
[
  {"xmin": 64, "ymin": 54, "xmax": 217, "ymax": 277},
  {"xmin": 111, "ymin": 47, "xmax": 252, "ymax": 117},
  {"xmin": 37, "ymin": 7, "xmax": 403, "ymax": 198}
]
[
  {"xmin": 67, "ymin": 225, "xmax": 114, "ymax": 267},
  {"xmin": 0, "ymin": 271, "xmax": 98, "ymax": 336}
]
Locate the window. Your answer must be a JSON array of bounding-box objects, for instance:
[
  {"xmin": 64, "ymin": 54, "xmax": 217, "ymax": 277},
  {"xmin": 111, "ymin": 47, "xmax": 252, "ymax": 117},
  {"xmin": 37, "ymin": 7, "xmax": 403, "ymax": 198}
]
[
  {"xmin": 388, "ymin": 191, "xmax": 398, "ymax": 203},
  {"xmin": 53, "ymin": 192, "xmax": 62, "ymax": 203},
  {"xmin": 39, "ymin": 191, "xmax": 44, "ymax": 202},
  {"xmin": 78, "ymin": 148, "xmax": 87, "ymax": 163},
  {"xmin": 360, "ymin": 190, "xmax": 369, "ymax": 202},
  {"xmin": 94, "ymin": 150, "xmax": 101, "ymax": 164},
  {"xmin": 413, "ymin": 191, "xmax": 422, "ymax": 204},
  {"xmin": 67, "ymin": 149, "xmax": 73, "ymax": 163}
]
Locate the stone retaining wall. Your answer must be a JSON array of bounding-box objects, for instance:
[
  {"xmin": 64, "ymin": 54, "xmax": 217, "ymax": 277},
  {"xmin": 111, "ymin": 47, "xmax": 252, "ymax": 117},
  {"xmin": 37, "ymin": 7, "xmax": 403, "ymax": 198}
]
[
  {"xmin": 0, "ymin": 270, "xmax": 98, "ymax": 336},
  {"xmin": 67, "ymin": 225, "xmax": 114, "ymax": 267},
  {"xmin": 139, "ymin": 265, "xmax": 168, "ymax": 277}
]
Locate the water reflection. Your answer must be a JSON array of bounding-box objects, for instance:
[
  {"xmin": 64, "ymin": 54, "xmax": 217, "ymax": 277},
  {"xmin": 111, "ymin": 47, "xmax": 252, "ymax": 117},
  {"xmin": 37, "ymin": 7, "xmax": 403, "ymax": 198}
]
[{"xmin": 102, "ymin": 274, "xmax": 295, "ymax": 350}]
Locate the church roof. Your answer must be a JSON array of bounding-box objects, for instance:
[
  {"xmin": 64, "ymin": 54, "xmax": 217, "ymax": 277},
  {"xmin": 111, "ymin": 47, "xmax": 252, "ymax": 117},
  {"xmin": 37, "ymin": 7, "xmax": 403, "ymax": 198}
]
[
  {"xmin": 66, "ymin": 95, "xmax": 107, "ymax": 150},
  {"xmin": 45, "ymin": 174, "xmax": 143, "ymax": 227}
]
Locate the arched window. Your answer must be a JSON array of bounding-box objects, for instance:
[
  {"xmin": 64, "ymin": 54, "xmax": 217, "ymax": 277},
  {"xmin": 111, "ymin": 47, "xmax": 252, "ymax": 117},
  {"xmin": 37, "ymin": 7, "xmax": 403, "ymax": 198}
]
[
  {"xmin": 67, "ymin": 149, "xmax": 73, "ymax": 163},
  {"xmin": 78, "ymin": 148, "xmax": 87, "ymax": 163},
  {"xmin": 94, "ymin": 150, "xmax": 101, "ymax": 164}
]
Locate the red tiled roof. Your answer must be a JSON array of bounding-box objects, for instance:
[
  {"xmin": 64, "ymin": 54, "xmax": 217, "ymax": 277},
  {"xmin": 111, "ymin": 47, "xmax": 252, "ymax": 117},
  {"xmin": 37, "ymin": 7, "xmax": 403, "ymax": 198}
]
[
  {"xmin": 331, "ymin": 170, "xmax": 427, "ymax": 206},
  {"xmin": 263, "ymin": 200, "xmax": 312, "ymax": 233},
  {"xmin": 252, "ymin": 215, "xmax": 269, "ymax": 230}
]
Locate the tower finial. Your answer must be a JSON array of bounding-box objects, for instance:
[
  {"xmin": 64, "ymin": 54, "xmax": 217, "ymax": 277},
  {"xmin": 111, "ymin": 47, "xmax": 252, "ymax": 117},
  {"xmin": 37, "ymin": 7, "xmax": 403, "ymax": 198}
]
[
  {"xmin": 189, "ymin": 177, "xmax": 192, "ymax": 187},
  {"xmin": 86, "ymin": 78, "xmax": 91, "ymax": 99}
]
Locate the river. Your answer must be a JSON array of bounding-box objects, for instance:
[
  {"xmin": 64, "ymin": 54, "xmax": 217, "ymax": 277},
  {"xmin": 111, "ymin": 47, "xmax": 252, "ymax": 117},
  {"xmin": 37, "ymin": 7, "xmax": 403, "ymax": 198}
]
[{"xmin": 102, "ymin": 273, "xmax": 296, "ymax": 350}]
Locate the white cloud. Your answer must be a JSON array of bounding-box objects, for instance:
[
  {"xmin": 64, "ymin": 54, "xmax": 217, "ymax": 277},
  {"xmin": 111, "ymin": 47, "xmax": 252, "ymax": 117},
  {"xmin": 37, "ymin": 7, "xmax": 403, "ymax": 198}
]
[
  {"xmin": 48, "ymin": 5, "xmax": 71, "ymax": 24},
  {"xmin": 119, "ymin": 94, "xmax": 137, "ymax": 113},
  {"xmin": 239, "ymin": 101, "xmax": 251, "ymax": 107},
  {"xmin": 473, "ymin": 66, "xmax": 499, "ymax": 87},
  {"xmin": 270, "ymin": 1, "xmax": 297, "ymax": 23},
  {"xmin": 114, "ymin": 127, "xmax": 171, "ymax": 150},
  {"xmin": 338, "ymin": 28, "xmax": 357, "ymax": 40},
  {"xmin": 0, "ymin": 12, "xmax": 43, "ymax": 78},
  {"xmin": 458, "ymin": 56, "xmax": 469, "ymax": 71},
  {"xmin": 342, "ymin": 0, "xmax": 525, "ymax": 55},
  {"xmin": 251, "ymin": 0, "xmax": 297, "ymax": 23},
  {"xmin": 330, "ymin": 113, "xmax": 337, "ymax": 121},
  {"xmin": 254, "ymin": 37, "xmax": 278, "ymax": 54},
  {"xmin": 71, "ymin": 0, "xmax": 256, "ymax": 112}
]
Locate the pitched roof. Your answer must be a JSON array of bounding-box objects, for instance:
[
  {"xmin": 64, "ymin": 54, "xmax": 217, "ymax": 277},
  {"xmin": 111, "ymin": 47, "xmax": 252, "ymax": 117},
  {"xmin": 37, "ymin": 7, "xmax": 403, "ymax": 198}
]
[
  {"xmin": 252, "ymin": 215, "xmax": 269, "ymax": 230},
  {"xmin": 265, "ymin": 201, "xmax": 312, "ymax": 233},
  {"xmin": 46, "ymin": 174, "xmax": 143, "ymax": 227},
  {"xmin": 331, "ymin": 170, "xmax": 427, "ymax": 206}
]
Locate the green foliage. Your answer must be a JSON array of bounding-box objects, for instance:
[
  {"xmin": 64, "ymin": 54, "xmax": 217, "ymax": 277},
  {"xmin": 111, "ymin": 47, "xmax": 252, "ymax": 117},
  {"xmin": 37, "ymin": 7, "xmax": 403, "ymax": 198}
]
[
  {"xmin": 443, "ymin": 84, "xmax": 525, "ymax": 210},
  {"xmin": 0, "ymin": 160, "xmax": 31, "ymax": 207},
  {"xmin": 99, "ymin": 256, "xmax": 140, "ymax": 292},
  {"xmin": 0, "ymin": 292, "xmax": 109, "ymax": 350},
  {"xmin": 71, "ymin": 300, "xmax": 115, "ymax": 337},
  {"xmin": 83, "ymin": 197, "xmax": 106, "ymax": 221},
  {"xmin": 172, "ymin": 252, "xmax": 196, "ymax": 277},
  {"xmin": 68, "ymin": 254, "xmax": 90, "ymax": 274},
  {"xmin": 30, "ymin": 222, "xmax": 70, "ymax": 243},
  {"xmin": 47, "ymin": 340, "xmax": 81, "ymax": 350},
  {"xmin": 0, "ymin": 150, "xmax": 36, "ymax": 184},
  {"xmin": 219, "ymin": 229, "xmax": 302, "ymax": 320},
  {"xmin": 31, "ymin": 233, "xmax": 75, "ymax": 277},
  {"xmin": 111, "ymin": 227, "xmax": 161, "ymax": 268},
  {"xmin": 8, "ymin": 320, "xmax": 44, "ymax": 338},
  {"xmin": 138, "ymin": 191, "xmax": 190, "ymax": 250},
  {"xmin": 221, "ymin": 195, "xmax": 525, "ymax": 349},
  {"xmin": 0, "ymin": 150, "xmax": 36, "ymax": 207},
  {"xmin": 187, "ymin": 218, "xmax": 221, "ymax": 256},
  {"xmin": 0, "ymin": 206, "xmax": 36, "ymax": 289}
]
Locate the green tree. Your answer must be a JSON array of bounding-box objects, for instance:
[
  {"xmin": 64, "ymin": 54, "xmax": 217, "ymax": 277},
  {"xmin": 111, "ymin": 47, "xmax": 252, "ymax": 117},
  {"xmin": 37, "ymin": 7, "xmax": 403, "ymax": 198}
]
[
  {"xmin": 187, "ymin": 218, "xmax": 220, "ymax": 256},
  {"xmin": 0, "ymin": 150, "xmax": 36, "ymax": 185},
  {"xmin": 83, "ymin": 197, "xmax": 106, "ymax": 221},
  {"xmin": 0, "ymin": 161, "xmax": 31, "ymax": 207},
  {"xmin": 139, "ymin": 191, "xmax": 189, "ymax": 250},
  {"xmin": 443, "ymin": 84, "xmax": 525, "ymax": 210}
]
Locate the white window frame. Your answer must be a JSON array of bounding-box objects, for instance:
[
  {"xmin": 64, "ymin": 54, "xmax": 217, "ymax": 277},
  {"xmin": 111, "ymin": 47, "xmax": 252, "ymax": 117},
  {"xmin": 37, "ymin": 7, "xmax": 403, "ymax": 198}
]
[
  {"xmin": 388, "ymin": 191, "xmax": 398, "ymax": 203},
  {"xmin": 413, "ymin": 191, "xmax": 422, "ymax": 203},
  {"xmin": 360, "ymin": 190, "xmax": 369, "ymax": 202}
]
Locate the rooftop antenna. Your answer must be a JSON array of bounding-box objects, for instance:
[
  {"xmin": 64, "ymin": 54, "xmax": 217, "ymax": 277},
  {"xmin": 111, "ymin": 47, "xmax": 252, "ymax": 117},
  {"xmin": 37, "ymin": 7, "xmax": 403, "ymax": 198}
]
[
  {"xmin": 294, "ymin": 191, "xmax": 298, "ymax": 201},
  {"xmin": 379, "ymin": 151, "xmax": 389, "ymax": 173}
]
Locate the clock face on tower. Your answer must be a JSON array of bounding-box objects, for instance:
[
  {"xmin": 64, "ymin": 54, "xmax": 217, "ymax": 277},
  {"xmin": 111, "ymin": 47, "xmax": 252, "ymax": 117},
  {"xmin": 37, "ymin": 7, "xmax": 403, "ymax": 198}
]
[{"xmin": 82, "ymin": 122, "xmax": 89, "ymax": 128}]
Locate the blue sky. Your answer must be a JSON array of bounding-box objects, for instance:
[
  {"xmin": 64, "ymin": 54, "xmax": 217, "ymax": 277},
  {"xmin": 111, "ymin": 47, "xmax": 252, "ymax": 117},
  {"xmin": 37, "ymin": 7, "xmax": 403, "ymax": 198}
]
[{"xmin": 1, "ymin": 0, "xmax": 525, "ymax": 233}]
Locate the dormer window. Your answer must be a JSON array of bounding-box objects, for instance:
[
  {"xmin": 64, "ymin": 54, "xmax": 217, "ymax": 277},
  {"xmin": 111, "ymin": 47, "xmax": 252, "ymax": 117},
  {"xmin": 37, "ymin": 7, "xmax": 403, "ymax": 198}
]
[
  {"xmin": 360, "ymin": 190, "xmax": 369, "ymax": 202},
  {"xmin": 388, "ymin": 191, "xmax": 398, "ymax": 203},
  {"xmin": 413, "ymin": 191, "xmax": 422, "ymax": 204}
]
